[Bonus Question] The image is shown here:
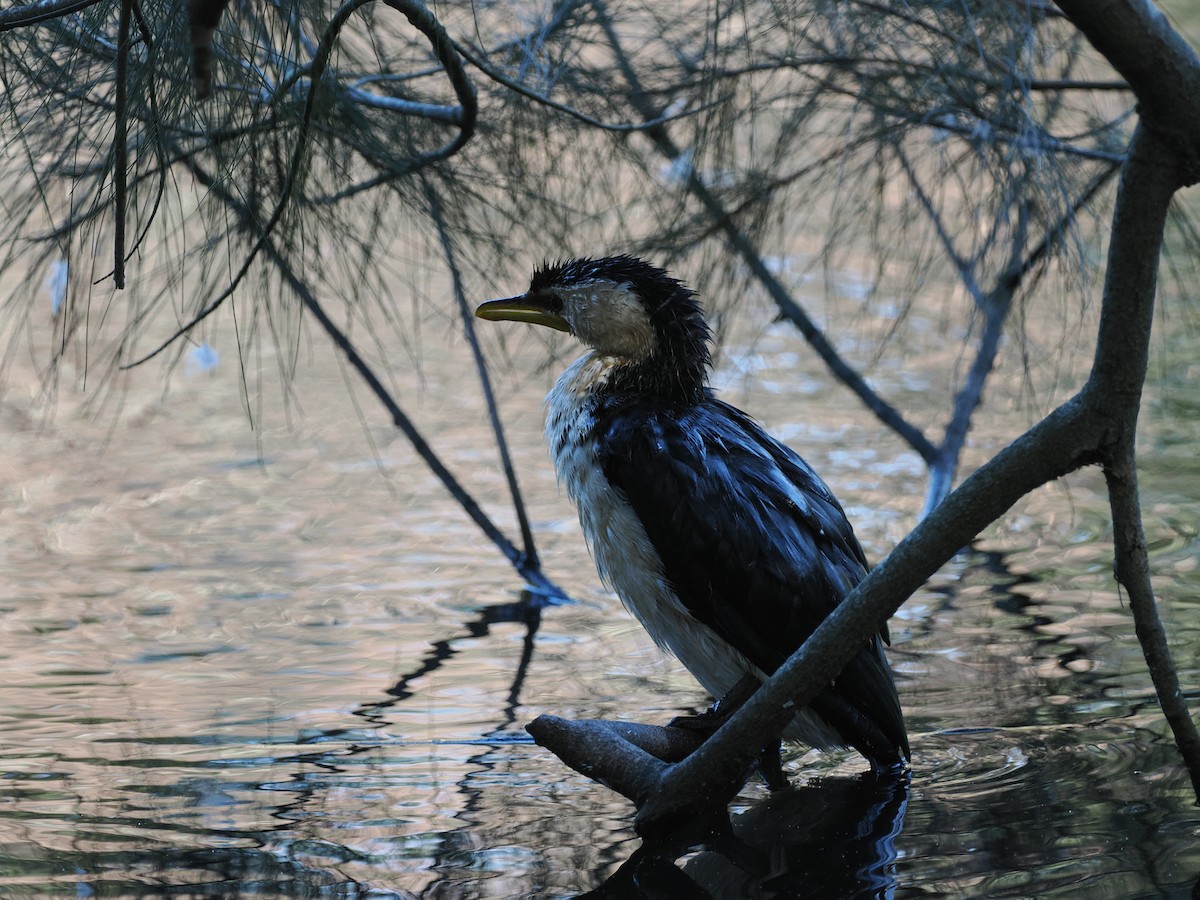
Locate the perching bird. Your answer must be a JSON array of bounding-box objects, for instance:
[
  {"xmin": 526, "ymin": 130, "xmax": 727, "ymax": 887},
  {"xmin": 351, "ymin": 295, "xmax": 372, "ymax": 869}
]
[{"xmin": 476, "ymin": 255, "xmax": 909, "ymax": 774}]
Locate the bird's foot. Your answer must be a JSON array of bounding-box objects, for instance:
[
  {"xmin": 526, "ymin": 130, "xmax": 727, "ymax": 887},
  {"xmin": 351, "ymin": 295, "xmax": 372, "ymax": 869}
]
[
  {"xmin": 666, "ymin": 675, "xmax": 790, "ymax": 791},
  {"xmin": 666, "ymin": 709, "xmax": 722, "ymax": 733},
  {"xmin": 867, "ymin": 756, "xmax": 911, "ymax": 779},
  {"xmin": 668, "ymin": 673, "xmax": 760, "ymax": 733}
]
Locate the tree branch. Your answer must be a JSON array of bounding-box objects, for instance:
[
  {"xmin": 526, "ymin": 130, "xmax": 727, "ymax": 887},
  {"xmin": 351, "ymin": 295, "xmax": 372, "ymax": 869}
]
[
  {"xmin": 173, "ymin": 154, "xmax": 569, "ymax": 602},
  {"xmin": 112, "ymin": 0, "xmax": 131, "ymax": 289},
  {"xmin": 1054, "ymin": 0, "xmax": 1200, "ymax": 184},
  {"xmin": 1107, "ymin": 446, "xmax": 1200, "ymax": 796},
  {"xmin": 123, "ymin": 0, "xmax": 478, "ymax": 367},
  {"xmin": 532, "ymin": 117, "xmax": 1200, "ymax": 826},
  {"xmin": 1084, "ymin": 122, "xmax": 1200, "ymax": 790},
  {"xmin": 425, "ymin": 180, "xmax": 543, "ymax": 572},
  {"xmin": 647, "ymin": 117, "xmax": 1200, "ymax": 828},
  {"xmin": 276, "ymin": 245, "xmax": 566, "ymax": 601},
  {"xmin": 526, "ymin": 716, "xmax": 670, "ymax": 805},
  {"xmin": 0, "ymin": 0, "xmax": 99, "ymax": 31}
]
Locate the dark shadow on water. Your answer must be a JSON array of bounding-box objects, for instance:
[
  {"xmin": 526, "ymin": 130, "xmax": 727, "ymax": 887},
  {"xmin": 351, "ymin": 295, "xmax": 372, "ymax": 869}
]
[{"xmin": 582, "ymin": 773, "xmax": 911, "ymax": 899}]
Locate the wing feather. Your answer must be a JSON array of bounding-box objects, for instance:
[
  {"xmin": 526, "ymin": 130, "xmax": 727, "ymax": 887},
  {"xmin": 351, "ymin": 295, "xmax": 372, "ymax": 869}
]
[{"xmin": 596, "ymin": 395, "xmax": 908, "ymax": 761}]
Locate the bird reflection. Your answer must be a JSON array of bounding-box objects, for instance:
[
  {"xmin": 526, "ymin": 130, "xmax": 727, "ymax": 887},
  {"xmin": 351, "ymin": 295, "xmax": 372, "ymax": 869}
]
[{"xmin": 585, "ymin": 772, "xmax": 910, "ymax": 899}]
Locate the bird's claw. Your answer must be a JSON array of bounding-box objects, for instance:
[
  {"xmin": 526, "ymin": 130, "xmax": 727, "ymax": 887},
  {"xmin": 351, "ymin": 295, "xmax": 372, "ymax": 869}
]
[
  {"xmin": 668, "ymin": 708, "xmax": 724, "ymax": 733},
  {"xmin": 666, "ymin": 675, "xmax": 791, "ymax": 791}
]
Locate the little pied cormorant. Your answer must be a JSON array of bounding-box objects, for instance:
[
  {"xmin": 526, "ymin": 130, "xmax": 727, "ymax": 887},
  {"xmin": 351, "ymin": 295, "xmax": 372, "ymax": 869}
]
[{"xmin": 476, "ymin": 255, "xmax": 909, "ymax": 773}]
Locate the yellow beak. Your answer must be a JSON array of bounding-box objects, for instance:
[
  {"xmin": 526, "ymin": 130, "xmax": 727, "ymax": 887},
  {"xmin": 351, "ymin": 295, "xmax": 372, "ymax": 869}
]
[{"xmin": 474, "ymin": 297, "xmax": 572, "ymax": 333}]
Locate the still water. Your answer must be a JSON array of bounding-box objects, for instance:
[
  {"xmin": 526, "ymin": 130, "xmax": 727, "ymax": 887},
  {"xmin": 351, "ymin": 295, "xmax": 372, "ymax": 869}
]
[{"xmin": 0, "ymin": 278, "xmax": 1197, "ymax": 896}]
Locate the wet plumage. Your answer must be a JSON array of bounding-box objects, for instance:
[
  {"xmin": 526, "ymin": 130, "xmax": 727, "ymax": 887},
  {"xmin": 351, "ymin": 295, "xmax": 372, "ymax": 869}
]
[{"xmin": 476, "ymin": 255, "xmax": 909, "ymax": 772}]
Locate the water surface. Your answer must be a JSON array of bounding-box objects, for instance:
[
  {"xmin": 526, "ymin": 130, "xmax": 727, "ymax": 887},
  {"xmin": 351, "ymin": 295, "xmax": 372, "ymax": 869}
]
[{"xmin": 0, "ymin": 290, "xmax": 1197, "ymax": 896}]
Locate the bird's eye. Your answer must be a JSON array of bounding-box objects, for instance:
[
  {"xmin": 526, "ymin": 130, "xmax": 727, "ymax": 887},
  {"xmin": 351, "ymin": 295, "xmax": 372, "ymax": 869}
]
[{"xmin": 538, "ymin": 291, "xmax": 565, "ymax": 314}]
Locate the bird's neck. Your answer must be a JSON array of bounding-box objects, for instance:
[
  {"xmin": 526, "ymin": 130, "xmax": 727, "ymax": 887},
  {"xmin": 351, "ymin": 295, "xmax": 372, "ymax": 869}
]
[
  {"xmin": 598, "ymin": 308, "xmax": 713, "ymax": 403},
  {"xmin": 590, "ymin": 348, "xmax": 709, "ymax": 405}
]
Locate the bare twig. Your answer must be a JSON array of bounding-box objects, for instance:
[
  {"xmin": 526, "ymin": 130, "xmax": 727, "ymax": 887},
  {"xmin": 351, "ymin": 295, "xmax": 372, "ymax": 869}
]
[
  {"xmin": 112, "ymin": 0, "xmax": 131, "ymax": 289},
  {"xmin": 283, "ymin": 251, "xmax": 565, "ymax": 600},
  {"xmin": 175, "ymin": 154, "xmax": 569, "ymax": 601},
  {"xmin": 425, "ymin": 180, "xmax": 543, "ymax": 572},
  {"xmin": 123, "ymin": 0, "xmax": 478, "ymax": 368},
  {"xmin": 453, "ymin": 38, "xmax": 723, "ymax": 134},
  {"xmin": 0, "ymin": 0, "xmax": 100, "ymax": 32}
]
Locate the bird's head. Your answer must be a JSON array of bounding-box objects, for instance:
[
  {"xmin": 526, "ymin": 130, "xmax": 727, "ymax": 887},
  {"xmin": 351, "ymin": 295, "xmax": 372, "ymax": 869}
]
[{"xmin": 475, "ymin": 255, "xmax": 712, "ymax": 400}]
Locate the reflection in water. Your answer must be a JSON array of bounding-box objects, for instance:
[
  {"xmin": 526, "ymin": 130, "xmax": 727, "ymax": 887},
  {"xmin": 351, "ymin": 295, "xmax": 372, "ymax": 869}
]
[
  {"xmin": 224, "ymin": 596, "xmax": 551, "ymax": 895},
  {"xmin": 0, "ymin": 301, "xmax": 1198, "ymax": 894},
  {"xmin": 5, "ymin": 550, "xmax": 1195, "ymax": 896},
  {"xmin": 586, "ymin": 774, "xmax": 911, "ymax": 898},
  {"xmin": 0, "ymin": 597, "xmax": 558, "ymax": 894},
  {"xmin": 358, "ymin": 593, "xmax": 544, "ymax": 733}
]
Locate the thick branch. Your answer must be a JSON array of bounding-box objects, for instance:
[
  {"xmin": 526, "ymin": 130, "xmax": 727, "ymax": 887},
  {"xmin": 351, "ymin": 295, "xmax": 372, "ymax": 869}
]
[
  {"xmin": 528, "ymin": 716, "xmax": 706, "ymax": 765},
  {"xmin": 124, "ymin": 0, "xmax": 478, "ymax": 366},
  {"xmin": 1054, "ymin": 0, "xmax": 1200, "ymax": 183},
  {"xmin": 521, "ymin": 4, "xmax": 1200, "ymax": 826},
  {"xmin": 526, "ymin": 716, "xmax": 668, "ymax": 804},
  {"xmin": 1088, "ymin": 123, "xmax": 1200, "ymax": 790},
  {"xmin": 1088, "ymin": 125, "xmax": 1179, "ymax": 400}
]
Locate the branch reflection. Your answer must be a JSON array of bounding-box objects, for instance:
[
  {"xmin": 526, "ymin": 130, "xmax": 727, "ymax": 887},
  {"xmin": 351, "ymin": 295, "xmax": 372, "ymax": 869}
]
[{"xmin": 353, "ymin": 590, "xmax": 544, "ymax": 730}]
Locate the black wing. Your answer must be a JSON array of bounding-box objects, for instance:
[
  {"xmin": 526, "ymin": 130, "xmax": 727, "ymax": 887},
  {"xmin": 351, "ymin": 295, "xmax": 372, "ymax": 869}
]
[{"xmin": 596, "ymin": 395, "xmax": 908, "ymax": 762}]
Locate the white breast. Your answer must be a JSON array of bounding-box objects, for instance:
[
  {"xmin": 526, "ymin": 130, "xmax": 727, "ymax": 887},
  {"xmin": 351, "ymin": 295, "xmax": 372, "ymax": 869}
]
[
  {"xmin": 544, "ymin": 354, "xmax": 847, "ymax": 750},
  {"xmin": 544, "ymin": 356, "xmax": 753, "ymax": 697}
]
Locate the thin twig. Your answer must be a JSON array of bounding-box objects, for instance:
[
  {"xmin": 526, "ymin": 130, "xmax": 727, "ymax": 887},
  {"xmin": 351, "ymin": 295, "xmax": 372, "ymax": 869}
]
[
  {"xmin": 112, "ymin": 0, "xmax": 131, "ymax": 288},
  {"xmin": 172, "ymin": 153, "xmax": 568, "ymax": 601},
  {"xmin": 425, "ymin": 180, "xmax": 542, "ymax": 571},
  {"xmin": 122, "ymin": 0, "xmax": 376, "ymax": 366},
  {"xmin": 894, "ymin": 143, "xmax": 1020, "ymax": 511},
  {"xmin": 308, "ymin": 0, "xmax": 480, "ymax": 203},
  {"xmin": 277, "ymin": 251, "xmax": 567, "ymax": 597},
  {"xmin": 0, "ymin": 0, "xmax": 100, "ymax": 31},
  {"xmin": 123, "ymin": 0, "xmax": 478, "ymax": 367},
  {"xmin": 453, "ymin": 38, "xmax": 723, "ymax": 134}
]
